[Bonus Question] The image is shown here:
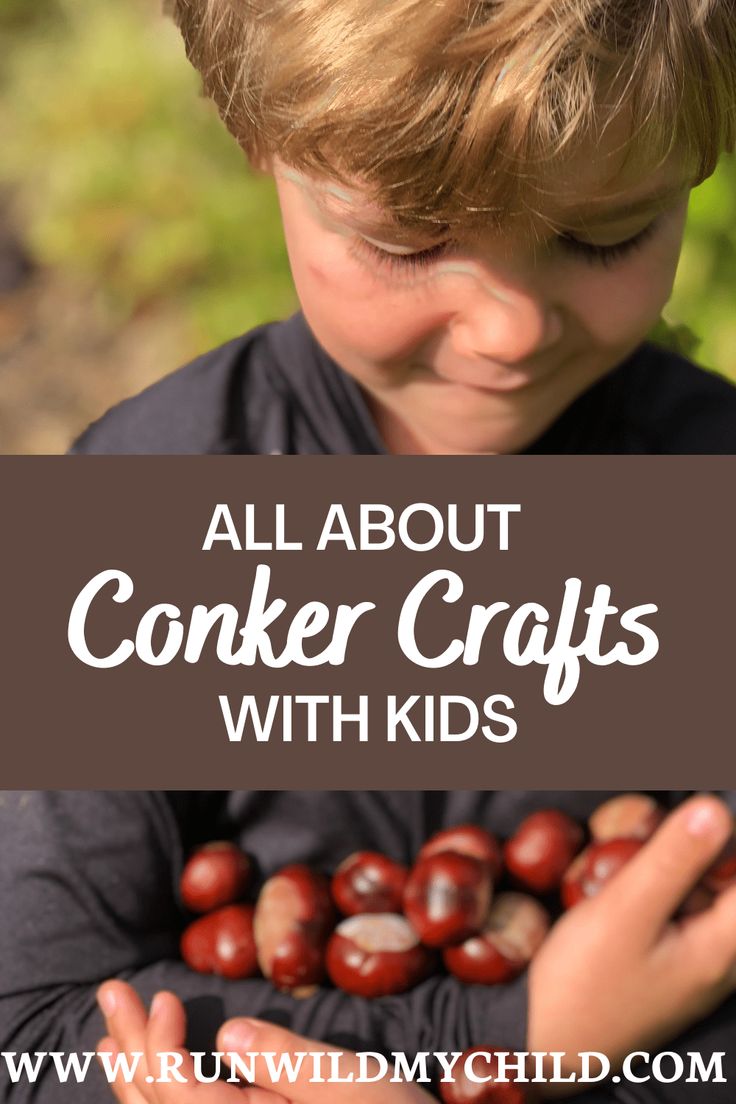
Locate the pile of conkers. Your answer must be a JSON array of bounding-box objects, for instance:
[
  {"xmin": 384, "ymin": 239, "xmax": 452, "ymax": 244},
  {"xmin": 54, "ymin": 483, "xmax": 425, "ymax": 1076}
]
[{"xmin": 179, "ymin": 795, "xmax": 736, "ymax": 1002}]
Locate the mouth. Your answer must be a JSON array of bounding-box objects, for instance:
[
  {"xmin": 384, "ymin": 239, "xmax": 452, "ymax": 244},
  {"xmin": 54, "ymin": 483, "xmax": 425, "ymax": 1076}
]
[{"xmin": 428, "ymin": 361, "xmax": 554, "ymax": 394}]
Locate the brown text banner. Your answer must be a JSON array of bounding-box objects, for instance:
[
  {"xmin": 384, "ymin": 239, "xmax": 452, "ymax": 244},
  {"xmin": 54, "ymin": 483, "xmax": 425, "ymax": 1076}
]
[{"xmin": 1, "ymin": 456, "xmax": 732, "ymax": 788}]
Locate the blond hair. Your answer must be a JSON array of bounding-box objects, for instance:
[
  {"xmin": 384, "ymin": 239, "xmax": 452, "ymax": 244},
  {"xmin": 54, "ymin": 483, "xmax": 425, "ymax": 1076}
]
[{"xmin": 172, "ymin": 0, "xmax": 736, "ymax": 234}]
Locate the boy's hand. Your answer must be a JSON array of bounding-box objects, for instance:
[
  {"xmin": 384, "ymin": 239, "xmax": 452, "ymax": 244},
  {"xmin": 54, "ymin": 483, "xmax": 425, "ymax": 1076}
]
[
  {"xmin": 97, "ymin": 981, "xmax": 290, "ymax": 1104},
  {"xmin": 96, "ymin": 982, "xmax": 434, "ymax": 1104},
  {"xmin": 528, "ymin": 794, "xmax": 736, "ymax": 1093},
  {"xmin": 215, "ymin": 1019, "xmax": 434, "ymax": 1104}
]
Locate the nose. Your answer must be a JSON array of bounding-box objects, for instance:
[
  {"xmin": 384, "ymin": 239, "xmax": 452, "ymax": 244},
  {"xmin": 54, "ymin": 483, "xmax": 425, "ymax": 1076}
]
[{"xmin": 445, "ymin": 269, "xmax": 563, "ymax": 364}]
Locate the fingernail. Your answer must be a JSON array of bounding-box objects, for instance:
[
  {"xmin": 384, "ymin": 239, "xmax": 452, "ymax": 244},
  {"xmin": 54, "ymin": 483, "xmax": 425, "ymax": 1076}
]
[
  {"xmin": 150, "ymin": 993, "xmax": 164, "ymax": 1019},
  {"xmin": 219, "ymin": 1018, "xmax": 259, "ymax": 1052},
  {"xmin": 97, "ymin": 986, "xmax": 117, "ymax": 1016},
  {"xmin": 687, "ymin": 800, "xmax": 721, "ymax": 837}
]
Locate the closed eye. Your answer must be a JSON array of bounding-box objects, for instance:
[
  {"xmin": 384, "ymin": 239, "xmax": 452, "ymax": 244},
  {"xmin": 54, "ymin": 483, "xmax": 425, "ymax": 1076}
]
[
  {"xmin": 348, "ymin": 236, "xmax": 452, "ymax": 275},
  {"xmin": 349, "ymin": 218, "xmax": 660, "ymax": 278},
  {"xmin": 557, "ymin": 219, "xmax": 660, "ymax": 266}
]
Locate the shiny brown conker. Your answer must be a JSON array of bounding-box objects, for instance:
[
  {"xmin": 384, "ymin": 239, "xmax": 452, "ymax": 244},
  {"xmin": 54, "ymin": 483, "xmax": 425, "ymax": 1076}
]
[
  {"xmin": 332, "ymin": 851, "xmax": 408, "ymax": 916},
  {"xmin": 180, "ymin": 841, "xmax": 253, "ymax": 913},
  {"xmin": 561, "ymin": 837, "xmax": 644, "ymax": 909},
  {"xmin": 253, "ymin": 864, "xmax": 334, "ymax": 993},
  {"xmin": 180, "ymin": 904, "xmax": 258, "ymax": 980},
  {"xmin": 404, "ymin": 852, "xmax": 492, "ymax": 947},
  {"xmin": 444, "ymin": 892, "xmax": 550, "ymax": 985},
  {"xmin": 504, "ymin": 811, "xmax": 584, "ymax": 895},
  {"xmin": 326, "ymin": 913, "xmax": 433, "ymax": 997}
]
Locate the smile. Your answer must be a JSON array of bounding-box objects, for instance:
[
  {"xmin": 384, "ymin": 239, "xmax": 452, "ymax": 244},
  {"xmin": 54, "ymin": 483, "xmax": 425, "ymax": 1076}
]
[{"xmin": 428, "ymin": 361, "xmax": 554, "ymax": 394}]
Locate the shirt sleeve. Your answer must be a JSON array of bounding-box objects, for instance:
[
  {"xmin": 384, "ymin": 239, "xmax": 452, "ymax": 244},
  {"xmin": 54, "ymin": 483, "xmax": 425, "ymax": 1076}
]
[
  {"xmin": 0, "ymin": 791, "xmax": 527, "ymax": 1103},
  {"xmin": 65, "ymin": 331, "xmax": 258, "ymax": 456},
  {"xmin": 570, "ymin": 1000, "xmax": 736, "ymax": 1104}
]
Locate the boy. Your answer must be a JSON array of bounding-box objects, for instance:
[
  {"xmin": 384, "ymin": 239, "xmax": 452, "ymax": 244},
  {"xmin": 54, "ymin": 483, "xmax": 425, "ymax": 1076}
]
[
  {"xmin": 2, "ymin": 791, "xmax": 736, "ymax": 1104},
  {"xmin": 70, "ymin": 0, "xmax": 736, "ymax": 455}
]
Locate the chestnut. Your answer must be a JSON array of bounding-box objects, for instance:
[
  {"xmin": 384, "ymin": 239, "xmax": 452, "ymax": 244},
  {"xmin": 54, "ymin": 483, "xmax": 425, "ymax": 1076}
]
[
  {"xmin": 180, "ymin": 841, "xmax": 253, "ymax": 914},
  {"xmin": 703, "ymin": 830, "xmax": 736, "ymax": 893},
  {"xmin": 444, "ymin": 892, "xmax": 550, "ymax": 985},
  {"xmin": 419, "ymin": 826, "xmax": 503, "ymax": 881},
  {"xmin": 253, "ymin": 864, "xmax": 334, "ymax": 993},
  {"xmin": 439, "ymin": 1048, "xmax": 526, "ymax": 1104},
  {"xmin": 404, "ymin": 852, "xmax": 492, "ymax": 947},
  {"xmin": 180, "ymin": 904, "xmax": 258, "ymax": 980},
  {"xmin": 561, "ymin": 838, "xmax": 644, "ymax": 909},
  {"xmin": 332, "ymin": 851, "xmax": 408, "ymax": 916},
  {"xmin": 326, "ymin": 913, "xmax": 434, "ymax": 997},
  {"xmin": 503, "ymin": 811, "xmax": 584, "ymax": 895},
  {"xmin": 588, "ymin": 794, "xmax": 664, "ymax": 843}
]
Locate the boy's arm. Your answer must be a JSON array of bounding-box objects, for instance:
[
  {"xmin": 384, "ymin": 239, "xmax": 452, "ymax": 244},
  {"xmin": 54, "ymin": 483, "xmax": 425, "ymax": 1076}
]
[
  {"xmin": 526, "ymin": 797, "xmax": 736, "ymax": 1102},
  {"xmin": 0, "ymin": 790, "xmax": 527, "ymax": 1103}
]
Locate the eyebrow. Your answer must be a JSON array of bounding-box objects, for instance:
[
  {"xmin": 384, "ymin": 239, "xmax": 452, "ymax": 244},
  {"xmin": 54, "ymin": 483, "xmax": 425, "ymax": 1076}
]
[
  {"xmin": 552, "ymin": 182, "xmax": 691, "ymax": 229},
  {"xmin": 323, "ymin": 207, "xmax": 445, "ymax": 245},
  {"xmin": 312, "ymin": 179, "xmax": 690, "ymax": 239},
  {"xmin": 310, "ymin": 188, "xmax": 449, "ymax": 242}
]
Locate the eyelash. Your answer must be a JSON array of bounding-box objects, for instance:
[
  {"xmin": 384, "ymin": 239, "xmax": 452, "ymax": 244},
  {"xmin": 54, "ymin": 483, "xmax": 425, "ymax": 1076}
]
[
  {"xmin": 557, "ymin": 220, "xmax": 659, "ymax": 266},
  {"xmin": 349, "ymin": 219, "xmax": 659, "ymax": 278}
]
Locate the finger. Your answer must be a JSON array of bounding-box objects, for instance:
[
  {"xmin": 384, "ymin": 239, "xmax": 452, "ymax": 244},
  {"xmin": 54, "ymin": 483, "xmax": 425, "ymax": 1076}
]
[
  {"xmin": 96, "ymin": 1036, "xmax": 150, "ymax": 1104},
  {"xmin": 217, "ymin": 1019, "xmax": 419, "ymax": 1104},
  {"xmin": 144, "ymin": 991, "xmax": 198, "ymax": 1101},
  {"xmin": 603, "ymin": 795, "xmax": 733, "ymax": 939},
  {"xmin": 98, "ymin": 981, "xmax": 149, "ymax": 1053},
  {"xmin": 677, "ymin": 880, "xmax": 736, "ymax": 989},
  {"xmin": 144, "ymin": 990, "xmax": 249, "ymax": 1103},
  {"xmin": 97, "ymin": 981, "xmax": 151, "ymax": 1093},
  {"xmin": 237, "ymin": 1091, "xmax": 293, "ymax": 1104}
]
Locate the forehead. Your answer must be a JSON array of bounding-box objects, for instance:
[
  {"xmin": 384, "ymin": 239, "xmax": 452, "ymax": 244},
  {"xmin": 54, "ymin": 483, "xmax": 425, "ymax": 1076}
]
[
  {"xmin": 532, "ymin": 121, "xmax": 692, "ymax": 229},
  {"xmin": 274, "ymin": 135, "xmax": 691, "ymax": 240}
]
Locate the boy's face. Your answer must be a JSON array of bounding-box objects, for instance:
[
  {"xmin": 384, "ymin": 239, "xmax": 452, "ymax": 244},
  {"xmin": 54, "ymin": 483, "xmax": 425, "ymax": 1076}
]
[{"xmin": 269, "ymin": 143, "xmax": 692, "ymax": 454}]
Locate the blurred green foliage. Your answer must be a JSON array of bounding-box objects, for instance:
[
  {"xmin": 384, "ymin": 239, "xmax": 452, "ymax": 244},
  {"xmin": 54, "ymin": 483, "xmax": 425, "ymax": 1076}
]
[
  {"xmin": 0, "ymin": 0, "xmax": 297, "ymax": 345},
  {"xmin": 1, "ymin": 0, "xmax": 734, "ymax": 378},
  {"xmin": 666, "ymin": 167, "xmax": 736, "ymax": 375}
]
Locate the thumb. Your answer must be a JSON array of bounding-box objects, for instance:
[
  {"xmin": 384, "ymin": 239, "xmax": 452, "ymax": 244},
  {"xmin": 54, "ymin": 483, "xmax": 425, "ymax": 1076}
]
[
  {"xmin": 216, "ymin": 1019, "xmax": 418, "ymax": 1104},
  {"xmin": 606, "ymin": 794, "xmax": 732, "ymax": 939}
]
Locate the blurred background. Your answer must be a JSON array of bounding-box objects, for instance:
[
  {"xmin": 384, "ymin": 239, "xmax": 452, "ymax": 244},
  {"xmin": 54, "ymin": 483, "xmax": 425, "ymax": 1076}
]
[{"xmin": 1, "ymin": 0, "xmax": 735, "ymax": 454}]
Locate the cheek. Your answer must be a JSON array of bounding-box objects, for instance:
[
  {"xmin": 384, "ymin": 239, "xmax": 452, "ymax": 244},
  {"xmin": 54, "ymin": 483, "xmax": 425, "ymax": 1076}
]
[
  {"xmin": 284, "ymin": 224, "xmax": 445, "ymax": 360},
  {"xmin": 566, "ymin": 209, "xmax": 687, "ymax": 346},
  {"xmin": 568, "ymin": 264, "xmax": 665, "ymax": 346}
]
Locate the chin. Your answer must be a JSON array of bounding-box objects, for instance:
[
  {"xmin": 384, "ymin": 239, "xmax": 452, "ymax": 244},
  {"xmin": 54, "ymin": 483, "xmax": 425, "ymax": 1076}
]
[
  {"xmin": 417, "ymin": 394, "xmax": 554, "ymax": 455},
  {"xmin": 416, "ymin": 420, "xmax": 541, "ymax": 455}
]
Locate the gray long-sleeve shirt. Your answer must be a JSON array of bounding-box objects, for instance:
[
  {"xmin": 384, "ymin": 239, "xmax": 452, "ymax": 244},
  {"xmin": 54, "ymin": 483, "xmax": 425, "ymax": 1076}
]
[{"xmin": 69, "ymin": 313, "xmax": 736, "ymax": 455}]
